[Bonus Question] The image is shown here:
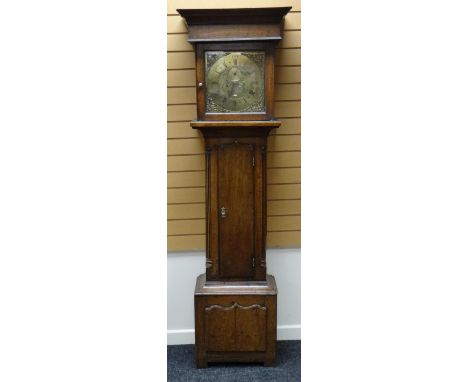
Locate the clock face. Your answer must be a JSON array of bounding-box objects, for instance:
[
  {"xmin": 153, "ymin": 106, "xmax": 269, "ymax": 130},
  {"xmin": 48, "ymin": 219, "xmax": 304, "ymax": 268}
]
[{"xmin": 205, "ymin": 51, "xmax": 265, "ymax": 113}]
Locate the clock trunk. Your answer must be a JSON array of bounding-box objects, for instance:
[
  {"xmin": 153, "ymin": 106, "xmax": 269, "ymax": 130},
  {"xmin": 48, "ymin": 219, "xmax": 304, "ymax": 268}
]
[{"xmin": 203, "ymin": 134, "xmax": 270, "ymax": 282}]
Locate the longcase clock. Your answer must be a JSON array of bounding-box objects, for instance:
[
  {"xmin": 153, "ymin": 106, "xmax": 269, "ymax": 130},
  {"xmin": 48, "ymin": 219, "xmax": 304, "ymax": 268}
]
[{"xmin": 177, "ymin": 6, "xmax": 291, "ymax": 368}]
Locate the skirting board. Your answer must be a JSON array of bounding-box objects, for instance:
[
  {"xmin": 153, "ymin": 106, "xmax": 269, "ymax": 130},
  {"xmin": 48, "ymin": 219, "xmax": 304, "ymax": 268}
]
[{"xmin": 168, "ymin": 325, "xmax": 301, "ymax": 346}]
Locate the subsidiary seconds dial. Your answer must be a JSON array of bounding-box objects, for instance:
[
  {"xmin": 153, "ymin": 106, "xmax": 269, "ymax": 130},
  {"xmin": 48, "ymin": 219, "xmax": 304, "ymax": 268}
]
[{"xmin": 205, "ymin": 52, "xmax": 265, "ymax": 113}]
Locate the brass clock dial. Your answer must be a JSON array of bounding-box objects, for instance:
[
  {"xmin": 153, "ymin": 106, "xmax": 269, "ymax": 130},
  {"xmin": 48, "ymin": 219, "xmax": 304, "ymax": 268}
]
[{"xmin": 205, "ymin": 51, "xmax": 265, "ymax": 113}]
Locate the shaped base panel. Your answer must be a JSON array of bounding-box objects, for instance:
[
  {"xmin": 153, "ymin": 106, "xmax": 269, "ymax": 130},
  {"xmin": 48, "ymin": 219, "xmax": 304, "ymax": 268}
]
[{"xmin": 194, "ymin": 273, "xmax": 277, "ymax": 368}]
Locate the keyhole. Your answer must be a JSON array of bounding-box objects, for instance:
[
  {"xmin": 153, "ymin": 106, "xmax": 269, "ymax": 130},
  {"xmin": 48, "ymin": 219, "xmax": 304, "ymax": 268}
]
[{"xmin": 220, "ymin": 206, "xmax": 227, "ymax": 218}]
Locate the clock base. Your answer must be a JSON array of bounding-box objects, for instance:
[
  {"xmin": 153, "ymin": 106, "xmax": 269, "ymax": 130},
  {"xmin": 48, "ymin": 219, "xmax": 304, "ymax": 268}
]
[{"xmin": 194, "ymin": 273, "xmax": 278, "ymax": 368}]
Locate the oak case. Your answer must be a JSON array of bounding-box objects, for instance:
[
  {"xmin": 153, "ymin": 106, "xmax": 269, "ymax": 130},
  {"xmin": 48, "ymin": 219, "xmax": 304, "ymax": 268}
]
[{"xmin": 177, "ymin": 6, "xmax": 291, "ymax": 368}]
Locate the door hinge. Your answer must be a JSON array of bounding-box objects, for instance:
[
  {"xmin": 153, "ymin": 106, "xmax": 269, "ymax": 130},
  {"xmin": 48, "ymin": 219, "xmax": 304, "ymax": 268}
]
[
  {"xmin": 252, "ymin": 257, "xmax": 256, "ymax": 268},
  {"xmin": 252, "ymin": 156, "xmax": 255, "ymax": 167}
]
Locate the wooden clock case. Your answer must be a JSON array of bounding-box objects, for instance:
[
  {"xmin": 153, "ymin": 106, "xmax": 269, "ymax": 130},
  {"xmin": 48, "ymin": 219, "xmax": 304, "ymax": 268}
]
[{"xmin": 177, "ymin": 7, "xmax": 291, "ymax": 368}]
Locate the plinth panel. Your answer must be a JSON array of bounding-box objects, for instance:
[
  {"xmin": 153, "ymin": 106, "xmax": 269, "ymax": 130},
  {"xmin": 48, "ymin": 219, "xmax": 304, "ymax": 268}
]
[{"xmin": 194, "ymin": 274, "xmax": 277, "ymax": 367}]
